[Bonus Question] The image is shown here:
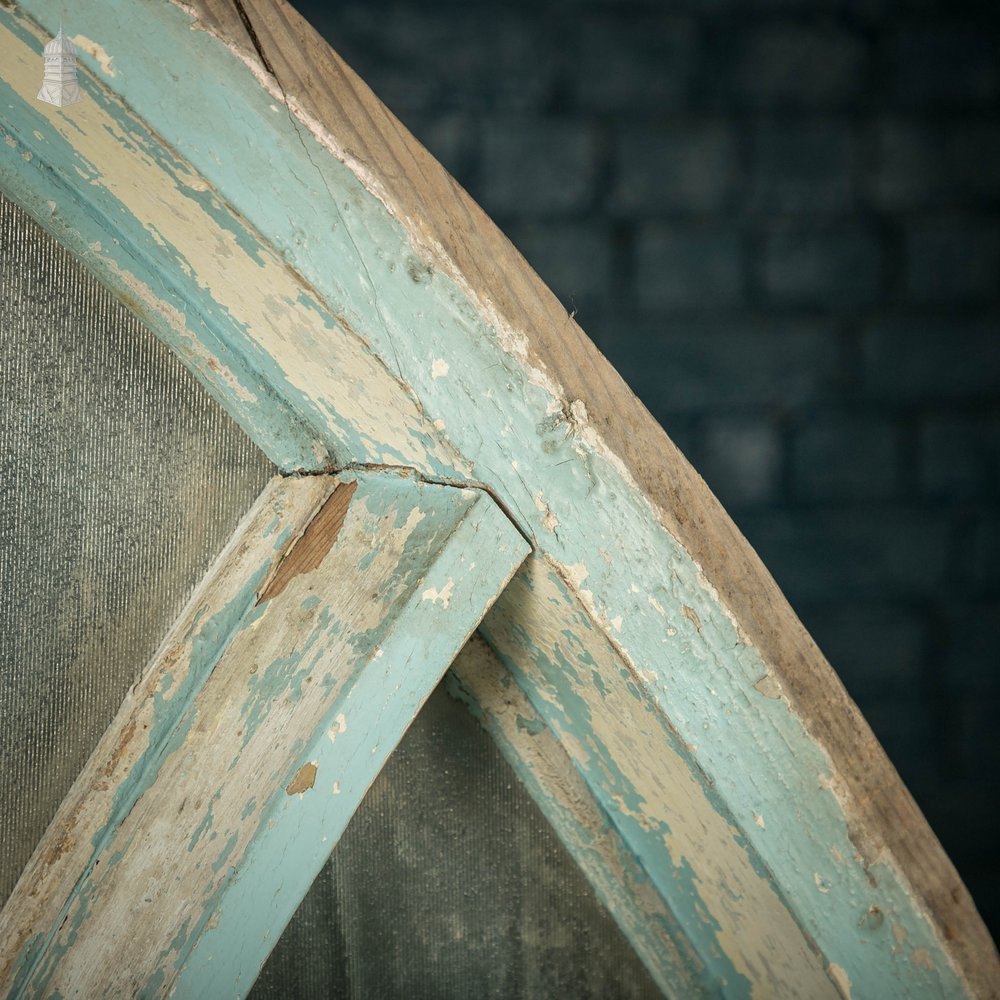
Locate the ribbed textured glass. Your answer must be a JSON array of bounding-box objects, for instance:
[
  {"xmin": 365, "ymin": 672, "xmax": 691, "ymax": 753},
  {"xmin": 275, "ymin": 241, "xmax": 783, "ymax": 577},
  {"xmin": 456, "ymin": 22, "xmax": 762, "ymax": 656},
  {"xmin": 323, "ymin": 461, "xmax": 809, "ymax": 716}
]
[
  {"xmin": 254, "ymin": 683, "xmax": 661, "ymax": 999},
  {"xmin": 0, "ymin": 192, "xmax": 275, "ymax": 904}
]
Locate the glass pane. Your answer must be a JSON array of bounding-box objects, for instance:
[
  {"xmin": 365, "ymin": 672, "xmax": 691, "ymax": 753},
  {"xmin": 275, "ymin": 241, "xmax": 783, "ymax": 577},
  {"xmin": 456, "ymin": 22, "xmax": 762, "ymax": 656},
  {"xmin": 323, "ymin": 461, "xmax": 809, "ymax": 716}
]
[
  {"xmin": 0, "ymin": 192, "xmax": 275, "ymax": 904},
  {"xmin": 254, "ymin": 681, "xmax": 661, "ymax": 1000}
]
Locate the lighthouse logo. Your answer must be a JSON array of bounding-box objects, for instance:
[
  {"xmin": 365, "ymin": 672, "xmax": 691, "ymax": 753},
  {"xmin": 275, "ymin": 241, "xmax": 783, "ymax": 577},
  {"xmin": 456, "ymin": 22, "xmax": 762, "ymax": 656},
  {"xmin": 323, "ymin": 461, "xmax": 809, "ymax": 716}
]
[{"xmin": 38, "ymin": 27, "xmax": 83, "ymax": 108}]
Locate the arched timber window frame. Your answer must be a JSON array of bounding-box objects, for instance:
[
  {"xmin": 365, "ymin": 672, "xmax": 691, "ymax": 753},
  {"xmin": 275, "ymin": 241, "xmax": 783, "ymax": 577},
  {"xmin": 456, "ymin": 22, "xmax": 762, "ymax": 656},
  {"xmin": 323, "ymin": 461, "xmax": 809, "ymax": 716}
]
[{"xmin": 0, "ymin": 2, "xmax": 995, "ymax": 997}]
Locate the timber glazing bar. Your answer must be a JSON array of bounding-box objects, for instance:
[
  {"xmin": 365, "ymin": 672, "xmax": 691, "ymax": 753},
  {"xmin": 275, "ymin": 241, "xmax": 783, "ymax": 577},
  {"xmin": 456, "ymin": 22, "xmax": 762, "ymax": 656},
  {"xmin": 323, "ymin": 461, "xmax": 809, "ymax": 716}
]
[
  {"xmin": 0, "ymin": 471, "xmax": 528, "ymax": 999},
  {"xmin": 449, "ymin": 637, "xmax": 709, "ymax": 996}
]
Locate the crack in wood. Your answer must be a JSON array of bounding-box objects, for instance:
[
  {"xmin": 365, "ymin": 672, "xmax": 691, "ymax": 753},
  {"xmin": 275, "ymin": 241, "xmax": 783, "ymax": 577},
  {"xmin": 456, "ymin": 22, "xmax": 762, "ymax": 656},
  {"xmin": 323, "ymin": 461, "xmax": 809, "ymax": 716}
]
[
  {"xmin": 320, "ymin": 463, "xmax": 536, "ymax": 550},
  {"xmin": 230, "ymin": 0, "xmax": 275, "ymax": 78}
]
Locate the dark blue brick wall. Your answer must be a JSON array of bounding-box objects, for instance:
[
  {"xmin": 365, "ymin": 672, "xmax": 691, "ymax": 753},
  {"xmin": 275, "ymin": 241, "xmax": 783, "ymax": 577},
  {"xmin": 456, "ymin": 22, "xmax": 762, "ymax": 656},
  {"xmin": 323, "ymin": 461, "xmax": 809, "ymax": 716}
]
[{"xmin": 296, "ymin": 0, "xmax": 1000, "ymax": 940}]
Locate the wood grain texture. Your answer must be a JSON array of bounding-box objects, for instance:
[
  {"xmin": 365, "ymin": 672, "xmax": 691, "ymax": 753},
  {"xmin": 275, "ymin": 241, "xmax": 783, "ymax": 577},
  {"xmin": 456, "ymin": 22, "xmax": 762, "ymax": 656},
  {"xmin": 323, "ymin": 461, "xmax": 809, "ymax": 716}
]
[
  {"xmin": 258, "ymin": 479, "xmax": 357, "ymax": 602},
  {"xmin": 180, "ymin": 2, "xmax": 999, "ymax": 993},
  {"xmin": 0, "ymin": 472, "xmax": 528, "ymax": 999}
]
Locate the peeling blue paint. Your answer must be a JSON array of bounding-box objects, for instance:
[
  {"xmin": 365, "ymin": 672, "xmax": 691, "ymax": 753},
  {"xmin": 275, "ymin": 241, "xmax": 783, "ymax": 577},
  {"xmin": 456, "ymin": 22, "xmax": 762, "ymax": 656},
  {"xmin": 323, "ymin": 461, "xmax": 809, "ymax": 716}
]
[
  {"xmin": 445, "ymin": 662, "xmax": 708, "ymax": 997},
  {"xmin": 170, "ymin": 478, "xmax": 527, "ymax": 998},
  {"xmin": 4, "ymin": 474, "xmax": 526, "ymax": 998},
  {"xmin": 514, "ymin": 715, "xmax": 545, "ymax": 736},
  {"xmin": 211, "ymin": 833, "xmax": 239, "ymax": 875},
  {"xmin": 188, "ymin": 805, "xmax": 216, "ymax": 854},
  {"xmin": 5, "ymin": 560, "xmax": 272, "ymax": 999}
]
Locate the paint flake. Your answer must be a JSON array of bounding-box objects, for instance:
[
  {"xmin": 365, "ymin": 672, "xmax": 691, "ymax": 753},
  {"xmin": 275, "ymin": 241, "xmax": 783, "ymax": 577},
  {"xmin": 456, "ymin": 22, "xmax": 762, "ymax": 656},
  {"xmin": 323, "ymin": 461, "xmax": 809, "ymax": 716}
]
[
  {"xmin": 431, "ymin": 358, "xmax": 449, "ymax": 379},
  {"xmin": 680, "ymin": 605, "xmax": 702, "ymax": 632},
  {"xmin": 285, "ymin": 761, "xmax": 318, "ymax": 796},
  {"xmin": 422, "ymin": 579, "xmax": 454, "ymax": 608},
  {"xmin": 753, "ymin": 674, "xmax": 783, "ymax": 700},
  {"xmin": 326, "ymin": 713, "xmax": 347, "ymax": 742},
  {"xmin": 70, "ymin": 35, "xmax": 116, "ymax": 77},
  {"xmin": 565, "ymin": 561, "xmax": 589, "ymax": 589},
  {"xmin": 827, "ymin": 963, "xmax": 852, "ymax": 999}
]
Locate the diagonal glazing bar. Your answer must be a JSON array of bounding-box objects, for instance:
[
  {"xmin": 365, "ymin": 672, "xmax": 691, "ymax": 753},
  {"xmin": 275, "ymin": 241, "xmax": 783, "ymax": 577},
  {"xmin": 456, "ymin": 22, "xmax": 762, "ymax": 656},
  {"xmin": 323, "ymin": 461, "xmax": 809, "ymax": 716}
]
[{"xmin": 0, "ymin": 471, "xmax": 528, "ymax": 999}]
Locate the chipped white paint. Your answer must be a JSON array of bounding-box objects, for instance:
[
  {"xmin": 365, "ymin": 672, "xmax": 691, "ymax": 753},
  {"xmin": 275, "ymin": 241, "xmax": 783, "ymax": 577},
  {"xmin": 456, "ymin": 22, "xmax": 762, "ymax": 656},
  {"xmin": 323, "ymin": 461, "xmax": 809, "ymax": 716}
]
[
  {"xmin": 422, "ymin": 579, "xmax": 455, "ymax": 608},
  {"xmin": 533, "ymin": 491, "xmax": 560, "ymax": 533},
  {"xmin": 565, "ymin": 561, "xmax": 589, "ymax": 590},
  {"xmin": 70, "ymin": 35, "xmax": 117, "ymax": 77},
  {"xmin": 829, "ymin": 963, "xmax": 853, "ymax": 999},
  {"xmin": 327, "ymin": 713, "xmax": 347, "ymax": 742},
  {"xmin": 431, "ymin": 358, "xmax": 449, "ymax": 379}
]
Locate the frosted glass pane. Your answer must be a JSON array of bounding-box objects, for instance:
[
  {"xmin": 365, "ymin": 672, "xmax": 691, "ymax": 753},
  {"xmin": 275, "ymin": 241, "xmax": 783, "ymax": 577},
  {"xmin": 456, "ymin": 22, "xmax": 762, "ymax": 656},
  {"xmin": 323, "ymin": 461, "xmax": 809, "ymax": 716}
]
[{"xmin": 0, "ymin": 192, "xmax": 274, "ymax": 904}]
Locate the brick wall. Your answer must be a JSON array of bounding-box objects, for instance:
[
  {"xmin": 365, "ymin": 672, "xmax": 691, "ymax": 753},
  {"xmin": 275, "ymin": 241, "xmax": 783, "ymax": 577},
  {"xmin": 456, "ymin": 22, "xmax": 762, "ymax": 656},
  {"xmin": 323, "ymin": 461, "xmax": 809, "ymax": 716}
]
[{"xmin": 297, "ymin": 0, "xmax": 1000, "ymax": 937}]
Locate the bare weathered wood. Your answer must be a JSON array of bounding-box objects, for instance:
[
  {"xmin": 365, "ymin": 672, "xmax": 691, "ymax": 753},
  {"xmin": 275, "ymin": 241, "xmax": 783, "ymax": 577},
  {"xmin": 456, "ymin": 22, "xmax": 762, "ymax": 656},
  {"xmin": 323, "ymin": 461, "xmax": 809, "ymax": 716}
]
[{"xmin": 0, "ymin": 472, "xmax": 528, "ymax": 998}]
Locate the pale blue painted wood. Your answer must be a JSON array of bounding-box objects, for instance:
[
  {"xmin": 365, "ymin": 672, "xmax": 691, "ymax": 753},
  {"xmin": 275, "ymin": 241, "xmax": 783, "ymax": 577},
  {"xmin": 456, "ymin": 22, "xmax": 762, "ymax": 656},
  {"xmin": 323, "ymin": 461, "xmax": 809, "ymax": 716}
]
[
  {"xmin": 0, "ymin": 472, "xmax": 527, "ymax": 999},
  {"xmin": 447, "ymin": 637, "xmax": 709, "ymax": 998},
  {"xmin": 0, "ymin": 4, "xmax": 984, "ymax": 997}
]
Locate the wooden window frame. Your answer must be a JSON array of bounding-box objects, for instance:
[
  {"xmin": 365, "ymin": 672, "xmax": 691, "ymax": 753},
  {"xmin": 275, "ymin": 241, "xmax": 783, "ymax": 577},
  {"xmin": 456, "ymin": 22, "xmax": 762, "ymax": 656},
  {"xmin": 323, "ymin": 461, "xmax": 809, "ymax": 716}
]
[{"xmin": 0, "ymin": 2, "xmax": 995, "ymax": 997}]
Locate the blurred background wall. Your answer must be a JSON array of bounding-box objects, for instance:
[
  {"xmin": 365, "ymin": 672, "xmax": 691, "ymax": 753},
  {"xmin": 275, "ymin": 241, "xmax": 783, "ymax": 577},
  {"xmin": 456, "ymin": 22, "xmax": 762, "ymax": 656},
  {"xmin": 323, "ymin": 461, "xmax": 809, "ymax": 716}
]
[{"xmin": 294, "ymin": 0, "xmax": 1000, "ymax": 939}]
